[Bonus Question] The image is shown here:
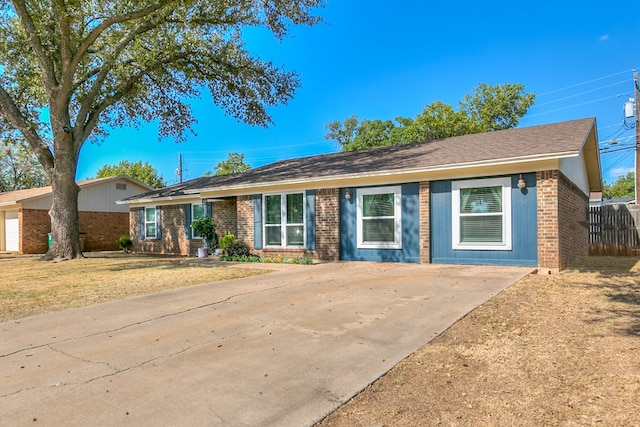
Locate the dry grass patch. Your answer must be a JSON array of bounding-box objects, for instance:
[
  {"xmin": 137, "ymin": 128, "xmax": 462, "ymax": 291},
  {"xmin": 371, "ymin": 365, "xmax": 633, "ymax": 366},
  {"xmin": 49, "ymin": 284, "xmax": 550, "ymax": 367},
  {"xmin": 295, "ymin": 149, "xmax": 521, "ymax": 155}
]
[
  {"xmin": 0, "ymin": 253, "xmax": 270, "ymax": 322},
  {"xmin": 318, "ymin": 256, "xmax": 640, "ymax": 426}
]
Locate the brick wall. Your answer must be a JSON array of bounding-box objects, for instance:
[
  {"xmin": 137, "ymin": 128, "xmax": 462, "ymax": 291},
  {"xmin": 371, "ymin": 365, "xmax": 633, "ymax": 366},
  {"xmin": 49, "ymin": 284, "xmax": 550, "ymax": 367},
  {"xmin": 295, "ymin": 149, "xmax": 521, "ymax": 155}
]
[
  {"xmin": 419, "ymin": 182, "xmax": 431, "ymax": 263},
  {"xmin": 20, "ymin": 209, "xmax": 50, "ymax": 254},
  {"xmin": 78, "ymin": 211, "xmax": 129, "ymax": 251},
  {"xmin": 132, "ymin": 205, "xmax": 197, "ymax": 256},
  {"xmin": 537, "ymin": 170, "xmax": 560, "ymax": 271},
  {"xmin": 558, "ymin": 171, "xmax": 589, "ymax": 269},
  {"xmin": 537, "ymin": 170, "xmax": 589, "ymax": 272},
  {"xmin": 130, "ymin": 202, "xmax": 240, "ymax": 256},
  {"xmin": 19, "ymin": 208, "xmax": 129, "ymax": 253},
  {"xmin": 236, "ymin": 196, "xmax": 254, "ymax": 248},
  {"xmin": 314, "ymin": 188, "xmax": 340, "ymax": 261},
  {"xmin": 214, "ymin": 199, "xmax": 237, "ymax": 237},
  {"xmin": 237, "ymin": 190, "xmax": 341, "ymax": 262}
]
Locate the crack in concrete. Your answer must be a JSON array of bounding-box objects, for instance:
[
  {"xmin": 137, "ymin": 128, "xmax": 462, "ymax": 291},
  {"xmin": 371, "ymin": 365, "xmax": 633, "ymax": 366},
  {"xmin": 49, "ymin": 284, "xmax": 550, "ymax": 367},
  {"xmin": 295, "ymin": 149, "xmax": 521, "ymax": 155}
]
[
  {"xmin": 0, "ymin": 345, "xmax": 194, "ymax": 398},
  {"xmin": 0, "ymin": 283, "xmax": 288, "ymax": 359}
]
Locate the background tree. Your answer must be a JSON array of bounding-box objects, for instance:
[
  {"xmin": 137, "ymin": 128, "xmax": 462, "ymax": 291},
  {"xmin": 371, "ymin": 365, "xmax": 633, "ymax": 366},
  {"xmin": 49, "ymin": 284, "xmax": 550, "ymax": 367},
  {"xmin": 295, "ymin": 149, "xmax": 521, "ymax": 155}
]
[
  {"xmin": 326, "ymin": 83, "xmax": 535, "ymax": 151},
  {"xmin": 0, "ymin": 1, "xmax": 323, "ymax": 260},
  {"xmin": 0, "ymin": 139, "xmax": 49, "ymax": 192},
  {"xmin": 96, "ymin": 160, "xmax": 165, "ymax": 188},
  {"xmin": 603, "ymin": 172, "xmax": 635, "ymax": 199},
  {"xmin": 212, "ymin": 152, "xmax": 251, "ymax": 176}
]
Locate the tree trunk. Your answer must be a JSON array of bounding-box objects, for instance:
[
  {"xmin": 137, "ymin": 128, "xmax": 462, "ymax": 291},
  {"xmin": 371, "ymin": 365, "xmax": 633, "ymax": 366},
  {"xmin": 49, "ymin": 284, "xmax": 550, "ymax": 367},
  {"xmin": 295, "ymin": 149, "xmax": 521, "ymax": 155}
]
[{"xmin": 42, "ymin": 136, "xmax": 82, "ymax": 261}]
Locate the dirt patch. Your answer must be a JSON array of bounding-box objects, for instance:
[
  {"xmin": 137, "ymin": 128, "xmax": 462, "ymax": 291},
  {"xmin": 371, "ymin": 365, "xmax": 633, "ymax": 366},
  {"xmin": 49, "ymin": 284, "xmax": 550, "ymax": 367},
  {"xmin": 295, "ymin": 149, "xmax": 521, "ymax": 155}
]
[
  {"xmin": 0, "ymin": 252, "xmax": 270, "ymax": 321},
  {"xmin": 317, "ymin": 257, "xmax": 640, "ymax": 426}
]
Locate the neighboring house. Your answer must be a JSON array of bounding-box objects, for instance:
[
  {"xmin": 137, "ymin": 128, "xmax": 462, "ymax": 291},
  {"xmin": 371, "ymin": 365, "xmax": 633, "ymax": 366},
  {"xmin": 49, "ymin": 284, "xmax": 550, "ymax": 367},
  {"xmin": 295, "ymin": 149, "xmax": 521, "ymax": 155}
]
[
  {"xmin": 0, "ymin": 175, "xmax": 154, "ymax": 253},
  {"xmin": 119, "ymin": 118, "xmax": 602, "ymax": 272}
]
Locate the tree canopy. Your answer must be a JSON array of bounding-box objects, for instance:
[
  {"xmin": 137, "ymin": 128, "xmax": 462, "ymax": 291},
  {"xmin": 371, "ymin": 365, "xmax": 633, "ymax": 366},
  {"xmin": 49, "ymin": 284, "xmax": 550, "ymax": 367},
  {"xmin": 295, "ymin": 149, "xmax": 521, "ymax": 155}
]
[
  {"xmin": 211, "ymin": 152, "xmax": 251, "ymax": 176},
  {"xmin": 603, "ymin": 172, "xmax": 635, "ymax": 199},
  {"xmin": 96, "ymin": 160, "xmax": 165, "ymax": 188},
  {"xmin": 325, "ymin": 83, "xmax": 535, "ymax": 151},
  {"xmin": 0, "ymin": 139, "xmax": 49, "ymax": 192},
  {"xmin": 0, "ymin": 0, "xmax": 324, "ymax": 260}
]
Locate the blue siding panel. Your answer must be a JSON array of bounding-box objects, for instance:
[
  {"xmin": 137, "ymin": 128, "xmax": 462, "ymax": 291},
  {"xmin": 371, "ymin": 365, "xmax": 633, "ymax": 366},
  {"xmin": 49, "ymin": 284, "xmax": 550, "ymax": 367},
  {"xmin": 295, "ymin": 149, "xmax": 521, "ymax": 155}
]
[
  {"xmin": 184, "ymin": 204, "xmax": 192, "ymax": 240},
  {"xmin": 253, "ymin": 194, "xmax": 263, "ymax": 250},
  {"xmin": 340, "ymin": 183, "xmax": 420, "ymax": 263},
  {"xmin": 139, "ymin": 207, "xmax": 145, "ymax": 240},
  {"xmin": 431, "ymin": 174, "xmax": 537, "ymax": 266},
  {"xmin": 305, "ymin": 190, "xmax": 316, "ymax": 250},
  {"xmin": 155, "ymin": 206, "xmax": 162, "ymax": 240}
]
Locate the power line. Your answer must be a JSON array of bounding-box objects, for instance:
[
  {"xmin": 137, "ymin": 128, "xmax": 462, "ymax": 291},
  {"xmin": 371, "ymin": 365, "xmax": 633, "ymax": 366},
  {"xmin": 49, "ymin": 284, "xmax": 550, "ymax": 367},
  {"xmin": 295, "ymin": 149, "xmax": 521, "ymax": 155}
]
[{"xmin": 536, "ymin": 69, "xmax": 632, "ymax": 97}]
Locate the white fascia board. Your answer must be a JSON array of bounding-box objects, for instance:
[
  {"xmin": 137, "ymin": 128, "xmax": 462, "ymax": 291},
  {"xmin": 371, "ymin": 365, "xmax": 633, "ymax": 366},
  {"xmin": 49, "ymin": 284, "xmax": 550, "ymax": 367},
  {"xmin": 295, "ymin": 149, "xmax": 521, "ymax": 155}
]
[
  {"xmin": 193, "ymin": 151, "xmax": 580, "ymax": 196},
  {"xmin": 118, "ymin": 194, "xmax": 200, "ymax": 207}
]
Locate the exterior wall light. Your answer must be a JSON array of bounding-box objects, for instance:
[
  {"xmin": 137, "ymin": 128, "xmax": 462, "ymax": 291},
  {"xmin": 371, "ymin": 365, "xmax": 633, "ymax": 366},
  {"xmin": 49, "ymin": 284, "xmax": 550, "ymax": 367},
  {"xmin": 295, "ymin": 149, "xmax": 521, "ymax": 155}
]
[
  {"xmin": 345, "ymin": 189, "xmax": 352, "ymax": 200},
  {"xmin": 517, "ymin": 174, "xmax": 527, "ymax": 189}
]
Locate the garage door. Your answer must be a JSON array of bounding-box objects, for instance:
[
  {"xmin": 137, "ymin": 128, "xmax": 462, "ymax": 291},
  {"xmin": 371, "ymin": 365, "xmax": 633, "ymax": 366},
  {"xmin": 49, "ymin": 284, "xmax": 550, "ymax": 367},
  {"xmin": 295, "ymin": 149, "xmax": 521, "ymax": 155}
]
[{"xmin": 5, "ymin": 212, "xmax": 19, "ymax": 252}]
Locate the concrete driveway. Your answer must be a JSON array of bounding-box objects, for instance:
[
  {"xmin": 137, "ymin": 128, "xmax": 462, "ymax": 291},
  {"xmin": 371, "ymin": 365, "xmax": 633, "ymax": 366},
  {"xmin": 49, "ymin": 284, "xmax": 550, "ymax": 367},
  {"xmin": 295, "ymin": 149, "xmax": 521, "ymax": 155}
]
[{"xmin": 0, "ymin": 262, "xmax": 532, "ymax": 426}]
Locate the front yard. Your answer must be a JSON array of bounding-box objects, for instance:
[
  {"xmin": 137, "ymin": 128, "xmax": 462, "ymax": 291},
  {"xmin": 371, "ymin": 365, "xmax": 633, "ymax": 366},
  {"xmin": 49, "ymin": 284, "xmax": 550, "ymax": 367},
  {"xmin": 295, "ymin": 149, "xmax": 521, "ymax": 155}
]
[
  {"xmin": 0, "ymin": 252, "xmax": 269, "ymax": 322},
  {"xmin": 318, "ymin": 256, "xmax": 640, "ymax": 426}
]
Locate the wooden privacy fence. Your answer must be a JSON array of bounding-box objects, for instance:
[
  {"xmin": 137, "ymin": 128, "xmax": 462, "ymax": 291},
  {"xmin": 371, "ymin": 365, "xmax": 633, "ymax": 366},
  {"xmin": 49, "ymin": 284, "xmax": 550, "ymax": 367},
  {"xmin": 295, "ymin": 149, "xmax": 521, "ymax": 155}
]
[{"xmin": 589, "ymin": 204, "xmax": 640, "ymax": 256}]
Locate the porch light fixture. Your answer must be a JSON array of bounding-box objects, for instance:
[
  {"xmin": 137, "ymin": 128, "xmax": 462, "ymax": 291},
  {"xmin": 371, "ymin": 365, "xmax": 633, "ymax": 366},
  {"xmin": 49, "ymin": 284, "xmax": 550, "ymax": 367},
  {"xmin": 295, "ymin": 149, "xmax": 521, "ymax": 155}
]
[
  {"xmin": 517, "ymin": 174, "xmax": 526, "ymax": 189},
  {"xmin": 345, "ymin": 189, "xmax": 352, "ymax": 200}
]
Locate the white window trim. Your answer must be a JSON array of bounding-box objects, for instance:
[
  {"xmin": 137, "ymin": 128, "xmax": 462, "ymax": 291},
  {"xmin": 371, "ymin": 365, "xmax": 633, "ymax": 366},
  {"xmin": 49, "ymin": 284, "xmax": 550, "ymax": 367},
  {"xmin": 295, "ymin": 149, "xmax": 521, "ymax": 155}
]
[
  {"xmin": 356, "ymin": 186, "xmax": 402, "ymax": 249},
  {"xmin": 191, "ymin": 203, "xmax": 205, "ymax": 239},
  {"xmin": 263, "ymin": 192, "xmax": 305, "ymax": 248},
  {"xmin": 144, "ymin": 207, "xmax": 158, "ymax": 239},
  {"xmin": 452, "ymin": 177, "xmax": 512, "ymax": 251}
]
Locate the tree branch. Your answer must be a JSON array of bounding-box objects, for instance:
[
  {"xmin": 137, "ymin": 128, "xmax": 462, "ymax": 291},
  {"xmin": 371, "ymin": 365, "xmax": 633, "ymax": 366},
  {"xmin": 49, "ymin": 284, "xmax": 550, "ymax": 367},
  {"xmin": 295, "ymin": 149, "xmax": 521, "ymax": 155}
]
[
  {"xmin": 61, "ymin": 1, "xmax": 177, "ymax": 97},
  {"xmin": 10, "ymin": 0, "xmax": 58, "ymax": 90},
  {"xmin": 0, "ymin": 84, "xmax": 54, "ymax": 171}
]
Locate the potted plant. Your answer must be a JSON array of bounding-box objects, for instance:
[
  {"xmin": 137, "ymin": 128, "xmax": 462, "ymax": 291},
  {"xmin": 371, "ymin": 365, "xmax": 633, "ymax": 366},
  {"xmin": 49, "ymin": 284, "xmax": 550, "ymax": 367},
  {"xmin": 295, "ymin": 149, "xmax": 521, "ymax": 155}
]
[{"xmin": 190, "ymin": 216, "xmax": 218, "ymax": 257}]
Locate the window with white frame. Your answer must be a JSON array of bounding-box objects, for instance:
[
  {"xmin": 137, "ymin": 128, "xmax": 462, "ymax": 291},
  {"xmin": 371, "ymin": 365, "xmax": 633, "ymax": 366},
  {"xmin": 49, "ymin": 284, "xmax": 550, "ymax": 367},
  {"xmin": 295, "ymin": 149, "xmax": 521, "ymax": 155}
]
[
  {"xmin": 452, "ymin": 177, "xmax": 512, "ymax": 250},
  {"xmin": 145, "ymin": 207, "xmax": 157, "ymax": 239},
  {"xmin": 191, "ymin": 203, "xmax": 205, "ymax": 238},
  {"xmin": 357, "ymin": 186, "xmax": 402, "ymax": 249},
  {"xmin": 264, "ymin": 193, "xmax": 304, "ymax": 247}
]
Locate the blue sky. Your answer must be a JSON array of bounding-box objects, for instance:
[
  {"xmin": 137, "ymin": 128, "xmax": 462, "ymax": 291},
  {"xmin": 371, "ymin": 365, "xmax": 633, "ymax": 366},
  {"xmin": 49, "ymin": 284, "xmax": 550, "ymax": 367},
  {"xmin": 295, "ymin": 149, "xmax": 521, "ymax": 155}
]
[{"xmin": 76, "ymin": 1, "xmax": 640, "ymax": 186}]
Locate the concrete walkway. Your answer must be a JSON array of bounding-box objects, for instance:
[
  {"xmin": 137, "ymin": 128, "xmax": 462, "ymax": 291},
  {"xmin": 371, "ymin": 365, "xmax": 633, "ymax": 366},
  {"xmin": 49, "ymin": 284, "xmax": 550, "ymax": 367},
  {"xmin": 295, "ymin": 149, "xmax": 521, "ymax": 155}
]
[{"xmin": 0, "ymin": 262, "xmax": 532, "ymax": 426}]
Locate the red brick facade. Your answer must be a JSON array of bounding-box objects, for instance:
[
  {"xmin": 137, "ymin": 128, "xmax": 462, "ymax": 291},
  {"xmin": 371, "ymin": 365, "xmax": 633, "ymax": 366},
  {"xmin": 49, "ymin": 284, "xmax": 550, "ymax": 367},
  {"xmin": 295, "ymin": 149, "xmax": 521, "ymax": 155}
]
[
  {"xmin": 127, "ymin": 176, "xmax": 588, "ymax": 270},
  {"xmin": 131, "ymin": 201, "xmax": 240, "ymax": 256},
  {"xmin": 537, "ymin": 170, "xmax": 589, "ymax": 272},
  {"xmin": 557, "ymin": 171, "xmax": 589, "ymax": 269},
  {"xmin": 244, "ymin": 189, "xmax": 341, "ymax": 261},
  {"xmin": 419, "ymin": 182, "xmax": 431, "ymax": 263},
  {"xmin": 18, "ymin": 208, "xmax": 129, "ymax": 254}
]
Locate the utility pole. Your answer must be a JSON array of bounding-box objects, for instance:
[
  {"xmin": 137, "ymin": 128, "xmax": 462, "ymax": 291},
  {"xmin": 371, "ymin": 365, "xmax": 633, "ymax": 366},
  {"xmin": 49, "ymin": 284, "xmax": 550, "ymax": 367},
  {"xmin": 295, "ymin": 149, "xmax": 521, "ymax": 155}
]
[
  {"xmin": 634, "ymin": 70, "xmax": 640, "ymax": 204},
  {"xmin": 176, "ymin": 153, "xmax": 183, "ymax": 183}
]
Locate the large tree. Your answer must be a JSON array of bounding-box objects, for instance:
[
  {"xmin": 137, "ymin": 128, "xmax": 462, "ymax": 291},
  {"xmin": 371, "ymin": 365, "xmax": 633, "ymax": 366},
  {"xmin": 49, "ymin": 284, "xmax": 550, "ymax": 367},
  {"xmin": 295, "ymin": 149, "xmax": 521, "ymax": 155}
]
[
  {"xmin": 0, "ymin": 138, "xmax": 49, "ymax": 192},
  {"xmin": 96, "ymin": 160, "xmax": 165, "ymax": 188},
  {"xmin": 603, "ymin": 172, "xmax": 635, "ymax": 199},
  {"xmin": 212, "ymin": 151, "xmax": 251, "ymax": 176},
  {"xmin": 0, "ymin": 0, "xmax": 323, "ymax": 260},
  {"xmin": 326, "ymin": 83, "xmax": 535, "ymax": 151}
]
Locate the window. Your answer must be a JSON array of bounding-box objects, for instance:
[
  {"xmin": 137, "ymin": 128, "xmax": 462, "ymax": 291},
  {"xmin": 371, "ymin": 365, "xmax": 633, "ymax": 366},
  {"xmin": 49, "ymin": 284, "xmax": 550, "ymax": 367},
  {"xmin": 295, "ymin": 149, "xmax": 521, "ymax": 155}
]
[
  {"xmin": 452, "ymin": 177, "xmax": 511, "ymax": 250},
  {"xmin": 191, "ymin": 203, "xmax": 205, "ymax": 238},
  {"xmin": 264, "ymin": 193, "xmax": 304, "ymax": 247},
  {"xmin": 356, "ymin": 186, "xmax": 402, "ymax": 249},
  {"xmin": 145, "ymin": 207, "xmax": 157, "ymax": 239}
]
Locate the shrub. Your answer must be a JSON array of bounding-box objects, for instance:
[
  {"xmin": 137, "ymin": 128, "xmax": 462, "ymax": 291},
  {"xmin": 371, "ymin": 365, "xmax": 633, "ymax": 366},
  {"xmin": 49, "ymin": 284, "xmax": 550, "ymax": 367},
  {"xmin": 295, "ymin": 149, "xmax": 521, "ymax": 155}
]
[
  {"xmin": 225, "ymin": 241, "xmax": 250, "ymax": 257},
  {"xmin": 117, "ymin": 235, "xmax": 132, "ymax": 253},
  {"xmin": 219, "ymin": 232, "xmax": 236, "ymax": 253}
]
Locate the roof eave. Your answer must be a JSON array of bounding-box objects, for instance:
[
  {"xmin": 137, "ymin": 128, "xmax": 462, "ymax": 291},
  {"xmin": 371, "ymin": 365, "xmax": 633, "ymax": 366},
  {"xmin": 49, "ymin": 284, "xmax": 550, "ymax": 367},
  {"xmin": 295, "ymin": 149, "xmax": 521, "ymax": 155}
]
[{"xmin": 196, "ymin": 151, "xmax": 581, "ymax": 195}]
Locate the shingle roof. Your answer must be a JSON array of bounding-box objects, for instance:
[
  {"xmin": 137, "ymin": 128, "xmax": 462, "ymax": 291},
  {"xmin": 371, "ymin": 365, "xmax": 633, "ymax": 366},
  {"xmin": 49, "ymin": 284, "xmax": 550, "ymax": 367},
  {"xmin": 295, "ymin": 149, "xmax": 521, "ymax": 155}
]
[
  {"xmin": 0, "ymin": 175, "xmax": 153, "ymax": 205},
  {"xmin": 121, "ymin": 117, "xmax": 599, "ymax": 203}
]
